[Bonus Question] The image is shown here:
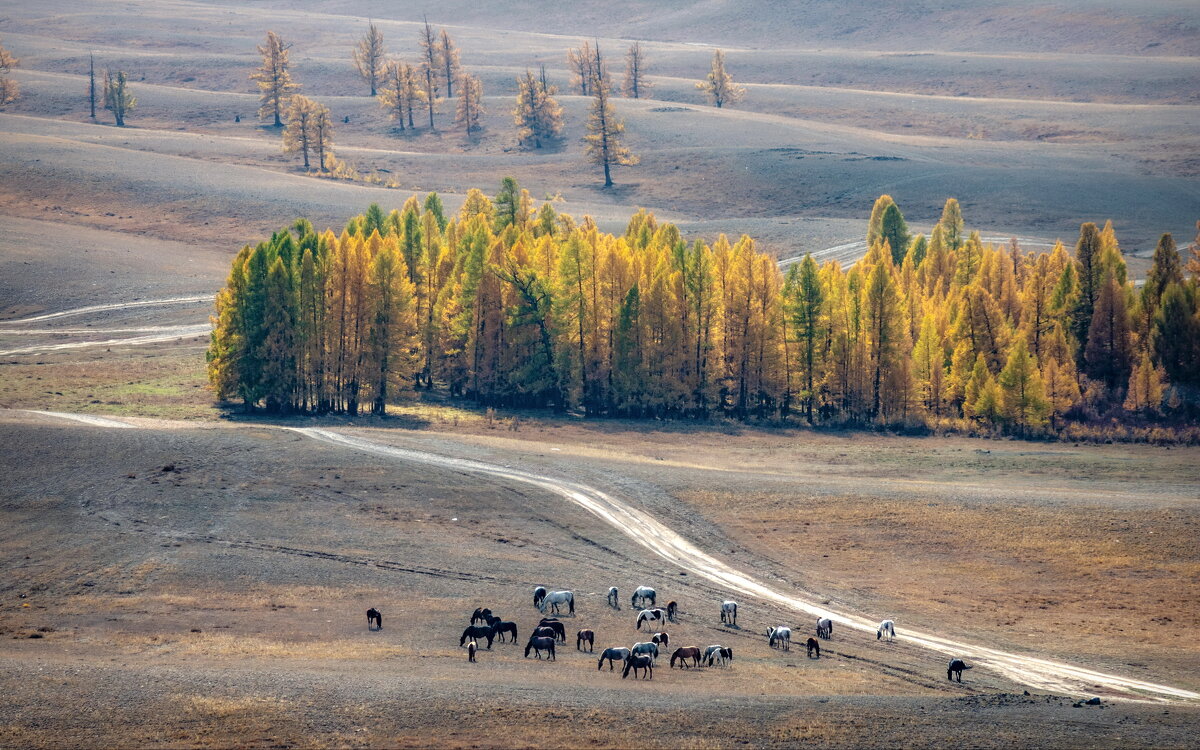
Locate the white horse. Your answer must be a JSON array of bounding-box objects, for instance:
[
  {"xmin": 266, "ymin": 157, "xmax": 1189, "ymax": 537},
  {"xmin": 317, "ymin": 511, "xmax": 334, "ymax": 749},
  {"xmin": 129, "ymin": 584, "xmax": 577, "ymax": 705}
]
[
  {"xmin": 767, "ymin": 626, "xmax": 791, "ymax": 651},
  {"xmin": 631, "ymin": 586, "xmax": 656, "ymax": 608},
  {"xmin": 720, "ymin": 600, "xmax": 738, "ymax": 625},
  {"xmin": 631, "ymin": 641, "xmax": 659, "ymax": 663},
  {"xmin": 877, "ymin": 619, "xmax": 896, "ymax": 641},
  {"xmin": 538, "ymin": 590, "xmax": 575, "ymax": 615},
  {"xmin": 636, "ymin": 608, "xmax": 664, "ymax": 631},
  {"xmin": 606, "ymin": 586, "xmax": 619, "ymax": 609},
  {"xmin": 817, "ymin": 617, "xmax": 833, "ymax": 639}
]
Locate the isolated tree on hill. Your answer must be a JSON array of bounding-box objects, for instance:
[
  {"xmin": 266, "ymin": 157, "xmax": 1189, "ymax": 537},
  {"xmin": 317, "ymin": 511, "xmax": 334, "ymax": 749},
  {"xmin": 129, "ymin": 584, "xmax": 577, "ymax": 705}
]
[
  {"xmin": 312, "ymin": 103, "xmax": 334, "ymax": 170},
  {"xmin": 439, "ymin": 29, "xmax": 461, "ymax": 99},
  {"xmin": 623, "ymin": 41, "xmax": 651, "ymax": 99},
  {"xmin": 102, "ymin": 69, "xmax": 135, "ymax": 126},
  {"xmin": 379, "ymin": 60, "xmax": 416, "ymax": 131},
  {"xmin": 455, "ymin": 72, "xmax": 484, "ymax": 136},
  {"xmin": 584, "ymin": 44, "xmax": 637, "ymax": 187},
  {"xmin": 513, "ymin": 68, "xmax": 563, "ymax": 148},
  {"xmin": 352, "ymin": 22, "xmax": 386, "ymax": 97},
  {"xmin": 88, "ymin": 53, "xmax": 96, "ymax": 118},
  {"xmin": 696, "ymin": 49, "xmax": 743, "ymax": 108},
  {"xmin": 418, "ymin": 18, "xmax": 441, "ymax": 129},
  {"xmin": 283, "ymin": 94, "xmax": 318, "ymax": 168},
  {"xmin": 251, "ymin": 31, "xmax": 297, "ymax": 127},
  {"xmin": 567, "ymin": 41, "xmax": 594, "ymax": 96},
  {"xmin": 0, "ymin": 41, "xmax": 18, "ymax": 106}
]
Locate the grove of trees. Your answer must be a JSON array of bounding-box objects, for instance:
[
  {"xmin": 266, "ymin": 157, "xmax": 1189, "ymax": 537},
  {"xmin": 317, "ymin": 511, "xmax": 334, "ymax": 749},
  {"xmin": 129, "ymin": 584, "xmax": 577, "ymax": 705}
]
[{"xmin": 208, "ymin": 183, "xmax": 1200, "ymax": 438}]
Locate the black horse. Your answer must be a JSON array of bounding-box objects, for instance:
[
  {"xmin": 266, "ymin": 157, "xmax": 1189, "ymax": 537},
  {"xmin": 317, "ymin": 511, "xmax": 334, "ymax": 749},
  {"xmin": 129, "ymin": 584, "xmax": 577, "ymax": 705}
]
[
  {"xmin": 491, "ymin": 621, "xmax": 518, "ymax": 643},
  {"xmin": 947, "ymin": 658, "xmax": 973, "ymax": 682},
  {"xmin": 367, "ymin": 608, "xmax": 382, "ymax": 630},
  {"xmin": 806, "ymin": 637, "xmax": 820, "ymax": 658},
  {"xmin": 537, "ymin": 619, "xmax": 567, "ymax": 643},
  {"xmin": 461, "ymin": 625, "xmax": 496, "ymax": 649},
  {"xmin": 622, "ymin": 654, "xmax": 654, "ymax": 680},
  {"xmin": 525, "ymin": 636, "xmax": 556, "ymax": 660},
  {"xmin": 470, "ymin": 608, "xmax": 493, "ymax": 625},
  {"xmin": 531, "ymin": 626, "xmax": 557, "ymax": 641}
]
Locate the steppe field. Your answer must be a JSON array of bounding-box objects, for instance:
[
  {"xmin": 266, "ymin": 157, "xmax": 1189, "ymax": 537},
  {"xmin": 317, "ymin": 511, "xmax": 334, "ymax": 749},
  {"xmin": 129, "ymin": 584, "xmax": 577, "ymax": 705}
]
[{"xmin": 1, "ymin": 1, "xmax": 1198, "ymax": 747}]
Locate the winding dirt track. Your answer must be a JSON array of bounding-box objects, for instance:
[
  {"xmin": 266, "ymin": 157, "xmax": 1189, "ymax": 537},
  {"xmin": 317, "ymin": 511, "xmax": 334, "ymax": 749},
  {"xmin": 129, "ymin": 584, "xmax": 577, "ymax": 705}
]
[{"xmin": 25, "ymin": 410, "xmax": 1200, "ymax": 704}]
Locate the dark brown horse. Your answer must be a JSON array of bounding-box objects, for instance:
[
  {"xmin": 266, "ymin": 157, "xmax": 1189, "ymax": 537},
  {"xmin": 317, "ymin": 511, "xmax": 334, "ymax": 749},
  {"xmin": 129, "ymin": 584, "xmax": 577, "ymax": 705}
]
[
  {"xmin": 806, "ymin": 637, "xmax": 820, "ymax": 658},
  {"xmin": 576, "ymin": 629, "xmax": 595, "ymax": 652},
  {"xmin": 470, "ymin": 607, "xmax": 492, "ymax": 625},
  {"xmin": 947, "ymin": 658, "xmax": 973, "ymax": 682},
  {"xmin": 670, "ymin": 647, "xmax": 702, "ymax": 669},
  {"xmin": 623, "ymin": 654, "xmax": 654, "ymax": 679},
  {"xmin": 531, "ymin": 626, "xmax": 556, "ymax": 640},
  {"xmin": 666, "ymin": 601, "xmax": 678, "ymax": 622},
  {"xmin": 491, "ymin": 621, "xmax": 518, "ymax": 643},
  {"xmin": 537, "ymin": 619, "xmax": 567, "ymax": 643},
  {"xmin": 460, "ymin": 625, "xmax": 495, "ymax": 649},
  {"xmin": 367, "ymin": 608, "xmax": 382, "ymax": 630},
  {"xmin": 525, "ymin": 636, "xmax": 556, "ymax": 660}
]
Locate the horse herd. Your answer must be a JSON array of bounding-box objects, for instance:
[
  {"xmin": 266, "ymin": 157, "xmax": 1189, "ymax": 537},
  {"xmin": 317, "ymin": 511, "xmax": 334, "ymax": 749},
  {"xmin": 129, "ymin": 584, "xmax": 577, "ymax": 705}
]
[{"xmin": 370, "ymin": 586, "xmax": 975, "ymax": 684}]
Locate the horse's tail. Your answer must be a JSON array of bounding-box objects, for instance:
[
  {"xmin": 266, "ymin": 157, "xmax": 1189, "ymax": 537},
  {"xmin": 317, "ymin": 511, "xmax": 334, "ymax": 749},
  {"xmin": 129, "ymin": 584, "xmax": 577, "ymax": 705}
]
[
  {"xmin": 524, "ymin": 642, "xmax": 531, "ymax": 658},
  {"xmin": 598, "ymin": 655, "xmax": 605, "ymax": 670},
  {"xmin": 569, "ymin": 594, "xmax": 575, "ymax": 614},
  {"xmin": 622, "ymin": 660, "xmax": 632, "ymax": 679},
  {"xmin": 964, "ymin": 664, "xmax": 973, "ymax": 670}
]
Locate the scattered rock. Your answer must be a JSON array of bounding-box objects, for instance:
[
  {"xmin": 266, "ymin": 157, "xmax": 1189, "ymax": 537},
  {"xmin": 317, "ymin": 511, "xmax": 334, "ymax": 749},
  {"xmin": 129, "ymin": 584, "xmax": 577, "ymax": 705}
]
[{"xmin": 1085, "ymin": 697, "xmax": 1102, "ymax": 705}]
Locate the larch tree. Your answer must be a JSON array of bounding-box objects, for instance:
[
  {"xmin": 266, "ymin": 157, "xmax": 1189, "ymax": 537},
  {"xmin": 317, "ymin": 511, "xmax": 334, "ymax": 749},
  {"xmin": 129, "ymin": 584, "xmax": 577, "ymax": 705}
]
[
  {"xmin": 251, "ymin": 31, "xmax": 297, "ymax": 127},
  {"xmin": 0, "ymin": 41, "xmax": 17, "ymax": 105},
  {"xmin": 939, "ymin": 198, "xmax": 965, "ymax": 250},
  {"xmin": 879, "ymin": 201, "xmax": 910, "ymax": 266},
  {"xmin": 1123, "ymin": 348, "xmax": 1165, "ymax": 415},
  {"xmin": 379, "ymin": 60, "xmax": 412, "ymax": 130},
  {"xmin": 513, "ymin": 69, "xmax": 562, "ymax": 148},
  {"xmin": 787, "ymin": 254, "xmax": 825, "ymax": 423},
  {"xmin": 584, "ymin": 44, "xmax": 637, "ymax": 188},
  {"xmin": 863, "ymin": 257, "xmax": 906, "ymax": 421},
  {"xmin": 88, "ymin": 53, "xmax": 96, "ymax": 118},
  {"xmin": 455, "ymin": 72, "xmax": 484, "ymax": 136},
  {"xmin": 623, "ymin": 41, "xmax": 651, "ymax": 99},
  {"xmin": 102, "ymin": 69, "xmax": 135, "ymax": 126},
  {"xmin": 567, "ymin": 41, "xmax": 594, "ymax": 96},
  {"xmin": 1084, "ymin": 274, "xmax": 1133, "ymax": 389},
  {"xmin": 439, "ymin": 29, "xmax": 461, "ymax": 99},
  {"xmin": 282, "ymin": 94, "xmax": 317, "ymax": 168},
  {"xmin": 367, "ymin": 236, "xmax": 418, "ymax": 415},
  {"xmin": 1072, "ymin": 222, "xmax": 1105, "ymax": 352},
  {"xmin": 696, "ymin": 49, "xmax": 743, "ymax": 108},
  {"xmin": 998, "ymin": 332, "xmax": 1048, "ymax": 434},
  {"xmin": 418, "ymin": 18, "xmax": 441, "ymax": 129},
  {"xmin": 352, "ymin": 22, "xmax": 386, "ymax": 97},
  {"xmin": 311, "ymin": 100, "xmax": 334, "ymax": 171},
  {"xmin": 866, "ymin": 195, "xmax": 896, "ymax": 249},
  {"xmin": 1141, "ymin": 233, "xmax": 1181, "ymax": 321},
  {"xmin": 1152, "ymin": 282, "xmax": 1199, "ymax": 387}
]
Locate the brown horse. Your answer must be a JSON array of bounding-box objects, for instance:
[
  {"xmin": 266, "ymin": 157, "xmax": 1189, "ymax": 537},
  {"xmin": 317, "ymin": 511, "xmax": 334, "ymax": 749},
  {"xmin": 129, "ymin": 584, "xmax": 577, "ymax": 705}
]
[
  {"xmin": 806, "ymin": 637, "xmax": 820, "ymax": 658},
  {"xmin": 366, "ymin": 608, "xmax": 382, "ymax": 630},
  {"xmin": 576, "ymin": 629, "xmax": 595, "ymax": 652},
  {"xmin": 623, "ymin": 654, "xmax": 654, "ymax": 680},
  {"xmin": 670, "ymin": 647, "xmax": 703, "ymax": 669},
  {"xmin": 666, "ymin": 601, "xmax": 678, "ymax": 622}
]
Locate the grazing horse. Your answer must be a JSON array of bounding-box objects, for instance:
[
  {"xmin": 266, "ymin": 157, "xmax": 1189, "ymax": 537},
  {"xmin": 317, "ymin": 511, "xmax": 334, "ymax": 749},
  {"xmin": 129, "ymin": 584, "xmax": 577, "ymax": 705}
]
[
  {"xmin": 533, "ymin": 586, "xmax": 548, "ymax": 608},
  {"xmin": 461, "ymin": 625, "xmax": 495, "ymax": 649},
  {"xmin": 631, "ymin": 586, "xmax": 656, "ymax": 608},
  {"xmin": 817, "ymin": 617, "xmax": 833, "ymax": 640},
  {"xmin": 539, "ymin": 590, "xmax": 575, "ymax": 615},
  {"xmin": 636, "ymin": 608, "xmax": 664, "ymax": 631},
  {"xmin": 703, "ymin": 645, "xmax": 723, "ymax": 666},
  {"xmin": 877, "ymin": 620, "xmax": 896, "ymax": 641},
  {"xmin": 806, "ymin": 638, "xmax": 820, "ymax": 658},
  {"xmin": 767, "ymin": 626, "xmax": 791, "ymax": 651},
  {"xmin": 666, "ymin": 601, "xmax": 678, "ymax": 622},
  {"xmin": 651, "ymin": 632, "xmax": 669, "ymax": 649},
  {"xmin": 537, "ymin": 619, "xmax": 567, "ymax": 643},
  {"xmin": 577, "ymin": 629, "xmax": 595, "ymax": 652},
  {"xmin": 631, "ymin": 641, "xmax": 659, "ymax": 663},
  {"xmin": 484, "ymin": 614, "xmax": 503, "ymax": 628},
  {"xmin": 720, "ymin": 601, "xmax": 738, "ymax": 626},
  {"xmin": 607, "ymin": 587, "xmax": 620, "ymax": 609},
  {"xmin": 622, "ymin": 654, "xmax": 654, "ymax": 680},
  {"xmin": 716, "ymin": 646, "xmax": 733, "ymax": 666},
  {"xmin": 467, "ymin": 640, "xmax": 478, "ymax": 662},
  {"xmin": 597, "ymin": 647, "xmax": 631, "ymax": 670},
  {"xmin": 524, "ymin": 636, "xmax": 556, "ymax": 660},
  {"xmin": 491, "ymin": 621, "xmax": 518, "ymax": 643},
  {"xmin": 670, "ymin": 647, "xmax": 703, "ymax": 669},
  {"xmin": 470, "ymin": 607, "xmax": 492, "ymax": 625},
  {"xmin": 366, "ymin": 608, "xmax": 383, "ymax": 631},
  {"xmin": 947, "ymin": 658, "xmax": 973, "ymax": 682},
  {"xmin": 532, "ymin": 626, "xmax": 557, "ymax": 641}
]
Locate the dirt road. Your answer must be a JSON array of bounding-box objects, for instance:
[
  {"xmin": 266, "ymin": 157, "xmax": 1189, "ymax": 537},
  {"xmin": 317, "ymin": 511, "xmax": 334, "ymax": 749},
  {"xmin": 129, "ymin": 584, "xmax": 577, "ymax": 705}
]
[{"xmin": 28, "ymin": 409, "xmax": 1200, "ymax": 703}]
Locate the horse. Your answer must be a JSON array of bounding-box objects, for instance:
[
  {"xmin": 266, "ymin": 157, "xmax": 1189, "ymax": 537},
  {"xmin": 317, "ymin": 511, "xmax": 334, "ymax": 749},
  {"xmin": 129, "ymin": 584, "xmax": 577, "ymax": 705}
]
[
  {"xmin": 467, "ymin": 639, "xmax": 477, "ymax": 662},
  {"xmin": 577, "ymin": 629, "xmax": 595, "ymax": 652},
  {"xmin": 636, "ymin": 608, "xmax": 664, "ymax": 631},
  {"xmin": 816, "ymin": 617, "xmax": 833, "ymax": 640},
  {"xmin": 470, "ymin": 607, "xmax": 492, "ymax": 625},
  {"xmin": 947, "ymin": 658, "xmax": 973, "ymax": 682},
  {"xmin": 537, "ymin": 619, "xmax": 567, "ymax": 643},
  {"xmin": 651, "ymin": 632, "xmax": 669, "ymax": 649},
  {"xmin": 491, "ymin": 621, "xmax": 518, "ymax": 643},
  {"xmin": 532, "ymin": 626, "xmax": 557, "ymax": 641},
  {"xmin": 666, "ymin": 601, "xmax": 678, "ymax": 622},
  {"xmin": 767, "ymin": 626, "xmax": 791, "ymax": 651},
  {"xmin": 366, "ymin": 608, "xmax": 382, "ymax": 631},
  {"xmin": 631, "ymin": 641, "xmax": 659, "ymax": 663},
  {"xmin": 524, "ymin": 635, "xmax": 556, "ymax": 660},
  {"xmin": 877, "ymin": 620, "xmax": 896, "ymax": 641},
  {"xmin": 461, "ymin": 625, "xmax": 495, "ymax": 649},
  {"xmin": 533, "ymin": 586, "xmax": 548, "ymax": 608},
  {"xmin": 484, "ymin": 614, "xmax": 503, "ymax": 628},
  {"xmin": 631, "ymin": 586, "xmax": 656, "ymax": 608},
  {"xmin": 720, "ymin": 601, "xmax": 737, "ymax": 626},
  {"xmin": 607, "ymin": 587, "xmax": 620, "ymax": 609},
  {"xmin": 597, "ymin": 647, "xmax": 631, "ymax": 670},
  {"xmin": 806, "ymin": 637, "xmax": 820, "ymax": 658},
  {"xmin": 539, "ymin": 590, "xmax": 575, "ymax": 616},
  {"xmin": 716, "ymin": 646, "xmax": 733, "ymax": 666},
  {"xmin": 670, "ymin": 647, "xmax": 703, "ymax": 669},
  {"xmin": 622, "ymin": 654, "xmax": 654, "ymax": 680},
  {"xmin": 703, "ymin": 644, "xmax": 724, "ymax": 666}
]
